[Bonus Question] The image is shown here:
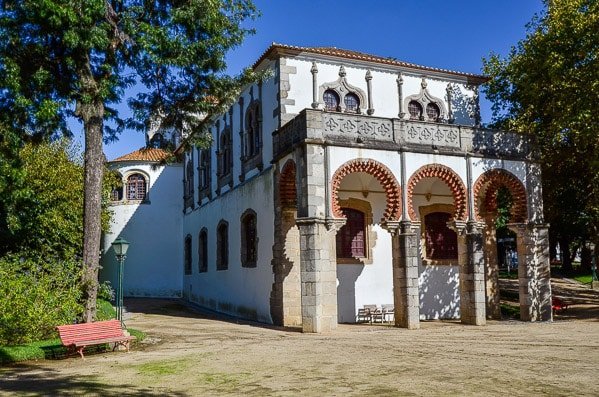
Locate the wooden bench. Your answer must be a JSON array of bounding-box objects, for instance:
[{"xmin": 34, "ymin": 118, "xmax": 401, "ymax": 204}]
[
  {"xmin": 552, "ymin": 297, "xmax": 569, "ymax": 314},
  {"xmin": 56, "ymin": 319, "xmax": 136, "ymax": 359}
]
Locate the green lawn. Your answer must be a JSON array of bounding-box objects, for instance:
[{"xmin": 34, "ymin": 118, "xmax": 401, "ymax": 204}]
[{"xmin": 573, "ymin": 274, "xmax": 593, "ymax": 284}]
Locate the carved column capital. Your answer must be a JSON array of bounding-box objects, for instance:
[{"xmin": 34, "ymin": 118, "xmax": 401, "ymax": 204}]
[{"xmin": 325, "ymin": 217, "xmax": 346, "ymax": 232}]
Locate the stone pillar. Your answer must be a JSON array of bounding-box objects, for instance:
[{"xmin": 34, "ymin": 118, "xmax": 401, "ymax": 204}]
[
  {"xmin": 451, "ymin": 221, "xmax": 486, "ymax": 325},
  {"xmin": 483, "ymin": 216, "xmax": 501, "ymax": 319},
  {"xmin": 510, "ymin": 223, "xmax": 552, "ymax": 321},
  {"xmin": 296, "ymin": 218, "xmax": 340, "ymax": 333},
  {"xmin": 384, "ymin": 221, "xmax": 420, "ymax": 329},
  {"xmin": 270, "ymin": 209, "xmax": 302, "ymax": 326}
]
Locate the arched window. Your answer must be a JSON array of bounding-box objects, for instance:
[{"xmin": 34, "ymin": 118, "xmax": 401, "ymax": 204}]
[
  {"xmin": 426, "ymin": 103, "xmax": 440, "ymax": 121},
  {"xmin": 336, "ymin": 208, "xmax": 366, "ymax": 258},
  {"xmin": 150, "ymin": 133, "xmax": 163, "ymax": 148},
  {"xmin": 241, "ymin": 210, "xmax": 257, "ymax": 268},
  {"xmin": 198, "ymin": 149, "xmax": 210, "ymax": 190},
  {"xmin": 184, "ymin": 234, "xmax": 192, "ymax": 275},
  {"xmin": 245, "ymin": 103, "xmax": 261, "ymax": 159},
  {"xmin": 198, "ymin": 228, "xmax": 208, "ymax": 273},
  {"xmin": 217, "ymin": 220, "xmax": 228, "ymax": 270},
  {"xmin": 408, "ymin": 101, "xmax": 423, "ymax": 120},
  {"xmin": 126, "ymin": 173, "xmax": 147, "ymax": 201},
  {"xmin": 424, "ymin": 212, "xmax": 458, "ymax": 260},
  {"xmin": 323, "ymin": 89, "xmax": 340, "ymax": 111},
  {"xmin": 184, "ymin": 158, "xmax": 194, "ymax": 208},
  {"xmin": 344, "ymin": 93, "xmax": 360, "ymax": 113},
  {"xmin": 219, "ymin": 131, "xmax": 232, "ymax": 177}
]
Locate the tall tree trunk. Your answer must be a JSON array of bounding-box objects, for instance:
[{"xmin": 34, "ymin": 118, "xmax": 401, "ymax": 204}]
[
  {"xmin": 79, "ymin": 100, "xmax": 105, "ymax": 323},
  {"xmin": 580, "ymin": 244, "xmax": 592, "ymax": 273}
]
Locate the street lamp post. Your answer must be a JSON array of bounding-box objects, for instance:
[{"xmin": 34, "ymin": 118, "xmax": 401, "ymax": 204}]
[
  {"xmin": 590, "ymin": 242, "xmax": 597, "ymax": 290},
  {"xmin": 111, "ymin": 237, "xmax": 130, "ymax": 328}
]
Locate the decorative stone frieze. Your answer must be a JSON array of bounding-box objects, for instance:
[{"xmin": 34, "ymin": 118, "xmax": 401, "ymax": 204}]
[{"xmin": 272, "ymin": 109, "xmax": 530, "ymax": 161}]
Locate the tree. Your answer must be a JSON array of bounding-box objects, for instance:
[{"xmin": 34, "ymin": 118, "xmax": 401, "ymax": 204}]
[
  {"xmin": 482, "ymin": 0, "xmax": 599, "ymax": 273},
  {"xmin": 0, "ymin": 0, "xmax": 258, "ymax": 321}
]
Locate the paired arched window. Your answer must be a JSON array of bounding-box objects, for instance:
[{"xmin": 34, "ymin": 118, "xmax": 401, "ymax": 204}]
[
  {"xmin": 240, "ymin": 210, "xmax": 257, "ymax": 268},
  {"xmin": 424, "ymin": 212, "xmax": 458, "ymax": 260},
  {"xmin": 336, "ymin": 208, "xmax": 366, "ymax": 259},
  {"xmin": 323, "ymin": 89, "xmax": 361, "ymax": 113},
  {"xmin": 184, "ymin": 234, "xmax": 192, "ymax": 275},
  {"xmin": 126, "ymin": 173, "xmax": 147, "ymax": 201},
  {"xmin": 198, "ymin": 228, "xmax": 208, "ymax": 273},
  {"xmin": 216, "ymin": 220, "xmax": 229, "ymax": 270}
]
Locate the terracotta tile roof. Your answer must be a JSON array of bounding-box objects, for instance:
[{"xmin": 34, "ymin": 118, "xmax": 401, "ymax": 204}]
[
  {"xmin": 253, "ymin": 43, "xmax": 488, "ymax": 84},
  {"xmin": 111, "ymin": 147, "xmax": 172, "ymax": 163}
]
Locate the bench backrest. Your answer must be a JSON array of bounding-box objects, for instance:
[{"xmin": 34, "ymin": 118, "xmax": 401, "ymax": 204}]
[{"xmin": 57, "ymin": 319, "xmax": 125, "ymax": 345}]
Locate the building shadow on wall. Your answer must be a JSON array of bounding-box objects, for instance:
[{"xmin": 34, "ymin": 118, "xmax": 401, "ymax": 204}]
[
  {"xmin": 337, "ymin": 265, "xmax": 365, "ymax": 323},
  {"xmin": 418, "ymin": 266, "xmax": 460, "ymax": 320},
  {"xmin": 101, "ymin": 165, "xmax": 183, "ymax": 300}
]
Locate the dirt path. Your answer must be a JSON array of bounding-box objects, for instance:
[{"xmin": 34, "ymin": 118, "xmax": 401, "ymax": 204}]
[{"xmin": 2, "ymin": 278, "xmax": 599, "ymax": 396}]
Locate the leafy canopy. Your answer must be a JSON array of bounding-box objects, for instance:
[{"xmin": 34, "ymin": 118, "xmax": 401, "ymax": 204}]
[
  {"xmin": 0, "ymin": 0, "xmax": 258, "ymax": 140},
  {"xmin": 482, "ymin": 0, "xmax": 599, "ymax": 250}
]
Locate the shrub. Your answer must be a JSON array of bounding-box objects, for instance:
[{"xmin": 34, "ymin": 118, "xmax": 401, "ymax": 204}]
[{"xmin": 0, "ymin": 255, "xmax": 83, "ymax": 345}]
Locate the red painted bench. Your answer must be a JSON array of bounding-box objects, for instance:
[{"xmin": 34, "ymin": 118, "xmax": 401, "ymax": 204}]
[
  {"xmin": 56, "ymin": 319, "xmax": 135, "ymax": 359},
  {"xmin": 552, "ymin": 297, "xmax": 569, "ymax": 314}
]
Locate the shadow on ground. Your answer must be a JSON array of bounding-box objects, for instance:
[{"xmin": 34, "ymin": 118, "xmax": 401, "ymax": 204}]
[
  {"xmin": 124, "ymin": 297, "xmax": 303, "ymax": 333},
  {"xmin": 0, "ymin": 364, "xmax": 188, "ymax": 396}
]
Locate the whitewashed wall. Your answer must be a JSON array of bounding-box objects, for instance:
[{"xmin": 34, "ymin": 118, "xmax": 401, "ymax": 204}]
[
  {"xmin": 182, "ymin": 169, "xmax": 275, "ymax": 323},
  {"xmin": 101, "ymin": 162, "xmax": 184, "ymax": 298},
  {"xmin": 284, "ymin": 57, "xmax": 476, "ymax": 125}
]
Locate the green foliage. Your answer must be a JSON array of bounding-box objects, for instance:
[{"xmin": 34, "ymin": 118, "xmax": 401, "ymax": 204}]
[
  {"xmin": 1, "ymin": 0, "xmax": 259, "ymax": 320},
  {"xmin": 97, "ymin": 281, "xmax": 115, "ymax": 302},
  {"xmin": 0, "ymin": 256, "xmax": 83, "ymax": 345},
  {"xmin": 495, "ymin": 186, "xmax": 514, "ymax": 229},
  {"xmin": 0, "ymin": 140, "xmax": 114, "ymax": 258},
  {"xmin": 482, "ymin": 0, "xmax": 599, "ymax": 260},
  {"xmin": 127, "ymin": 328, "xmax": 146, "ymax": 342},
  {"xmin": 96, "ymin": 298, "xmax": 117, "ymax": 321}
]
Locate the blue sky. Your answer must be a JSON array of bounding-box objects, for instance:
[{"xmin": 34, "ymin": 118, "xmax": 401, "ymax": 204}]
[{"xmin": 96, "ymin": 0, "xmax": 545, "ymax": 160}]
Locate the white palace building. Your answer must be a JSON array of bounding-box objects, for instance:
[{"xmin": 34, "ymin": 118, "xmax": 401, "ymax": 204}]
[{"xmin": 100, "ymin": 44, "xmax": 553, "ymax": 332}]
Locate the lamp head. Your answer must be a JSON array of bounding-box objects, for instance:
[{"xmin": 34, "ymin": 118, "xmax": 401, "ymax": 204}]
[{"xmin": 112, "ymin": 237, "xmax": 130, "ymax": 257}]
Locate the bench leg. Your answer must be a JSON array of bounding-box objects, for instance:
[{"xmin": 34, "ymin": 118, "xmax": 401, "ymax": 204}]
[{"xmin": 77, "ymin": 346, "xmax": 86, "ymax": 360}]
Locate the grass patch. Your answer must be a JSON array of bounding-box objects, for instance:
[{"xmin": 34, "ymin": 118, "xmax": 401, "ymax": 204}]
[
  {"xmin": 137, "ymin": 358, "xmax": 189, "ymax": 376},
  {"xmin": 96, "ymin": 298, "xmax": 116, "ymax": 321},
  {"xmin": 127, "ymin": 328, "xmax": 146, "ymax": 342},
  {"xmin": 0, "ymin": 338, "xmax": 65, "ymax": 365},
  {"xmin": 501, "ymin": 303, "xmax": 520, "ymax": 319},
  {"xmin": 573, "ymin": 274, "xmax": 593, "ymax": 284},
  {"xmin": 498, "ymin": 269, "xmax": 518, "ymax": 279}
]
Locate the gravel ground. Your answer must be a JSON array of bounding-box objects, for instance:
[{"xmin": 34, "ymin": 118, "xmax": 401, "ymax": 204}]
[{"xmin": 1, "ymin": 277, "xmax": 598, "ymax": 396}]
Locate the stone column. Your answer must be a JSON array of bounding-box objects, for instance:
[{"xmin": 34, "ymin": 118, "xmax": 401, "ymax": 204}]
[
  {"xmin": 483, "ymin": 216, "xmax": 501, "ymax": 319},
  {"xmin": 510, "ymin": 223, "xmax": 552, "ymax": 321},
  {"xmin": 451, "ymin": 220, "xmax": 486, "ymax": 325},
  {"xmin": 384, "ymin": 221, "xmax": 420, "ymax": 329},
  {"xmin": 296, "ymin": 217, "xmax": 341, "ymax": 333}
]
